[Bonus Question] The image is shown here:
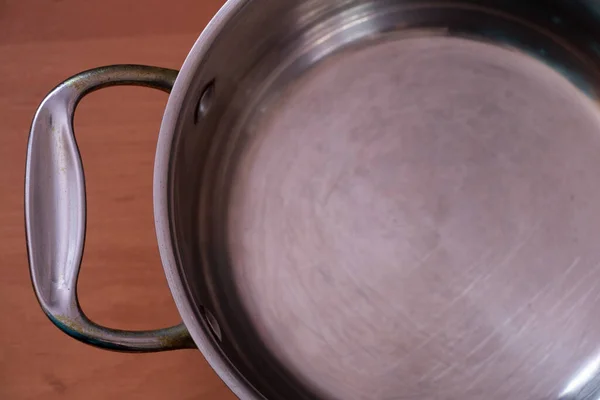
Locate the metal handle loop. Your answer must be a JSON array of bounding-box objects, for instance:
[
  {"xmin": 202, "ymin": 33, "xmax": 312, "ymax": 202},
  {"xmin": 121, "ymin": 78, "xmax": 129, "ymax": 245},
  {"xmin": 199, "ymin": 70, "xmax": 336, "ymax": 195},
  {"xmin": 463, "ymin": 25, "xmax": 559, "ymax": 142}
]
[{"xmin": 25, "ymin": 65, "xmax": 194, "ymax": 352}]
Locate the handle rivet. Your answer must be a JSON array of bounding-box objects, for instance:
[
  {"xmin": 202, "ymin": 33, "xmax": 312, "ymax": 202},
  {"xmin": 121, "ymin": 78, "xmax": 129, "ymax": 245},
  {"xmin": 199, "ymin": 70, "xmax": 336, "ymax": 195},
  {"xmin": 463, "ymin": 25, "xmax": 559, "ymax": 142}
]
[
  {"xmin": 195, "ymin": 80, "xmax": 215, "ymax": 123},
  {"xmin": 200, "ymin": 306, "xmax": 222, "ymax": 342}
]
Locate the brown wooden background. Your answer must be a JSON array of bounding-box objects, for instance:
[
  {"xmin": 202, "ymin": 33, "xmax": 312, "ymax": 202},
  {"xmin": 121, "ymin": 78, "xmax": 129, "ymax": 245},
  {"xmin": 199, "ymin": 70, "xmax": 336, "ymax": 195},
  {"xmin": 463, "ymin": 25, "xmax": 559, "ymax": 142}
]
[{"xmin": 0, "ymin": 1, "xmax": 237, "ymax": 398}]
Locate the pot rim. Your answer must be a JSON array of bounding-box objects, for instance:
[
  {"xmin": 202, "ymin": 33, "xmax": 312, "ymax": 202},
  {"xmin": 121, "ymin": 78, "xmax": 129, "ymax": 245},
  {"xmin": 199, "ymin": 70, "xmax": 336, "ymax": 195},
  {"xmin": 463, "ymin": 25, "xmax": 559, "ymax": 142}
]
[{"xmin": 153, "ymin": 0, "xmax": 260, "ymax": 398}]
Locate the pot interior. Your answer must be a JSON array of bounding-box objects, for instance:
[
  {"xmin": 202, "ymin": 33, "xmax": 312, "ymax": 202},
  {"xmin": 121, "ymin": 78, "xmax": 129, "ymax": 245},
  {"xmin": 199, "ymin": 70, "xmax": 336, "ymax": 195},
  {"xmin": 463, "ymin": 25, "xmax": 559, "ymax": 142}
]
[{"xmin": 167, "ymin": 1, "xmax": 600, "ymax": 399}]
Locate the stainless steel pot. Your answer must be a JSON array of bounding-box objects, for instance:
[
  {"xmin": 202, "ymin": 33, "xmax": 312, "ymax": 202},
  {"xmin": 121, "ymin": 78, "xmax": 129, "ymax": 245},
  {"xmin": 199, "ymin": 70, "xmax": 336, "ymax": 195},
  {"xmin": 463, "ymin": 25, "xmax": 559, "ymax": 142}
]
[{"xmin": 25, "ymin": 1, "xmax": 600, "ymax": 399}]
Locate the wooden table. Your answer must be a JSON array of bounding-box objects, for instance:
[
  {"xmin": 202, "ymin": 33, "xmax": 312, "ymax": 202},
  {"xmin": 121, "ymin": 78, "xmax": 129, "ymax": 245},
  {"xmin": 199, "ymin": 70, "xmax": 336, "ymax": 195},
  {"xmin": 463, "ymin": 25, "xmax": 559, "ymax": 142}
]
[{"xmin": 0, "ymin": 1, "xmax": 236, "ymax": 398}]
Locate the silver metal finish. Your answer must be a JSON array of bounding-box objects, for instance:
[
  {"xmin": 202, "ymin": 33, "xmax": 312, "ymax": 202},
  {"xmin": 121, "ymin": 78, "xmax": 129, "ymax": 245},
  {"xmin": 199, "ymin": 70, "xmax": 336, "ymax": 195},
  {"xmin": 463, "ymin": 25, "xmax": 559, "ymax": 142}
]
[
  {"xmin": 230, "ymin": 36, "xmax": 600, "ymax": 399},
  {"xmin": 25, "ymin": 65, "xmax": 194, "ymax": 352},
  {"xmin": 27, "ymin": 0, "xmax": 600, "ymax": 399}
]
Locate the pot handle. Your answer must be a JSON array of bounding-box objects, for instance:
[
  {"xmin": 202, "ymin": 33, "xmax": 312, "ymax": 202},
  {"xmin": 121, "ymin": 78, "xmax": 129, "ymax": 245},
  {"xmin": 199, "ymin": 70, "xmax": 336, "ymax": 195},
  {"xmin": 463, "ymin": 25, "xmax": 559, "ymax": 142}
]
[{"xmin": 25, "ymin": 65, "xmax": 195, "ymax": 352}]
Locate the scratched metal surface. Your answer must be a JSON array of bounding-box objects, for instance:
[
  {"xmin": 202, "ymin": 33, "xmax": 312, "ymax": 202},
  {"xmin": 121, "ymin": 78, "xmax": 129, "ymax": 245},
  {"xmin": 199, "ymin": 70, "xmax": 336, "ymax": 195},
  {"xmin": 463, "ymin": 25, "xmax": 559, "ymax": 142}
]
[{"xmin": 227, "ymin": 36, "xmax": 600, "ymax": 400}]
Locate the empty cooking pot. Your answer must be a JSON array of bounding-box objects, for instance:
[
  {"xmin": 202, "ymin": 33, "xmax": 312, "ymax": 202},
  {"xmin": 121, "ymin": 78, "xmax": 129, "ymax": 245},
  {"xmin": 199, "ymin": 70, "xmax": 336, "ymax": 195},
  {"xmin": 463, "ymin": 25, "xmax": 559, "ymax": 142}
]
[{"xmin": 25, "ymin": 1, "xmax": 600, "ymax": 399}]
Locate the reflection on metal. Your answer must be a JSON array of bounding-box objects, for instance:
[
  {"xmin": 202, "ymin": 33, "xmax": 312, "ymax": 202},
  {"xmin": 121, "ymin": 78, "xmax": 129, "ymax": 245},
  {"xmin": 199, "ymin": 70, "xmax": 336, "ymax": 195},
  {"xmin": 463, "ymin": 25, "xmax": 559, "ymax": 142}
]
[{"xmin": 561, "ymin": 352, "xmax": 600, "ymax": 399}]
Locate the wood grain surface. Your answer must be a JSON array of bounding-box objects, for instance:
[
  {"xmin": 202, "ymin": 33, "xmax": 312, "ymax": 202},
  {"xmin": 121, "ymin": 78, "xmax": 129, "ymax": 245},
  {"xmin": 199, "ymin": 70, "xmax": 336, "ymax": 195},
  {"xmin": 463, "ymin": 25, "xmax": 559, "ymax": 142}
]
[{"xmin": 0, "ymin": 1, "xmax": 235, "ymax": 399}]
